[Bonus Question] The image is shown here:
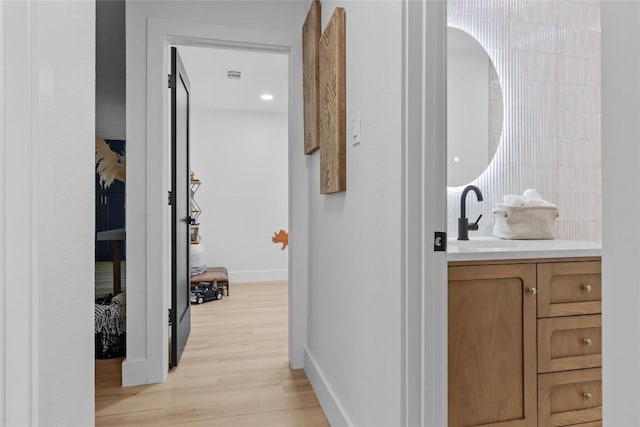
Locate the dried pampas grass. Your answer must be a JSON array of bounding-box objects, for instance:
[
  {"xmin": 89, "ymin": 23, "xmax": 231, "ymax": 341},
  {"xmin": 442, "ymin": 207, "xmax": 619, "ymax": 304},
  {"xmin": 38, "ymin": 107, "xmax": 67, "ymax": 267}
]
[{"xmin": 96, "ymin": 137, "xmax": 126, "ymax": 189}]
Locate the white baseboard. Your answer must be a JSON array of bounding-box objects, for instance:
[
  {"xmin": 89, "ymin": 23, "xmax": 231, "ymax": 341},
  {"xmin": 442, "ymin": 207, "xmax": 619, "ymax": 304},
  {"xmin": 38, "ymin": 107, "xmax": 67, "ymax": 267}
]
[
  {"xmin": 121, "ymin": 358, "xmax": 148, "ymax": 387},
  {"xmin": 229, "ymin": 269, "xmax": 288, "ymax": 283},
  {"xmin": 304, "ymin": 346, "xmax": 353, "ymax": 427}
]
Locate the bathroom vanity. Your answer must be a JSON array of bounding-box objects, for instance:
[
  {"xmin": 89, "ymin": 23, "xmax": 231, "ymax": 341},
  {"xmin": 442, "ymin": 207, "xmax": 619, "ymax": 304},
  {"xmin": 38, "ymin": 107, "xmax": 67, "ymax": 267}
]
[{"xmin": 447, "ymin": 238, "xmax": 602, "ymax": 427}]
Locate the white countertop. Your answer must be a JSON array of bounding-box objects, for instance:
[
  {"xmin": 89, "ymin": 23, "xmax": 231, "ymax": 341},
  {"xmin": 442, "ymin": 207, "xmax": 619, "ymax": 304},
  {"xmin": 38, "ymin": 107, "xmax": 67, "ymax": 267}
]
[{"xmin": 447, "ymin": 237, "xmax": 601, "ymax": 262}]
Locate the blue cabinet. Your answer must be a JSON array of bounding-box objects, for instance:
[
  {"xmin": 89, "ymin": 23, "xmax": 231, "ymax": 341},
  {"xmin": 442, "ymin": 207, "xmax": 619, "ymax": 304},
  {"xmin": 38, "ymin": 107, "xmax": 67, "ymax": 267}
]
[{"xmin": 95, "ymin": 140, "xmax": 126, "ymax": 261}]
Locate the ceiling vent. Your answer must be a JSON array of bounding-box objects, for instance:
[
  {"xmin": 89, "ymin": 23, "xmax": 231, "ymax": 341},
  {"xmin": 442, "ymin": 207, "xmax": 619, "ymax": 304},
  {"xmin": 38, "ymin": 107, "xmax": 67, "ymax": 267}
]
[{"xmin": 226, "ymin": 70, "xmax": 242, "ymax": 80}]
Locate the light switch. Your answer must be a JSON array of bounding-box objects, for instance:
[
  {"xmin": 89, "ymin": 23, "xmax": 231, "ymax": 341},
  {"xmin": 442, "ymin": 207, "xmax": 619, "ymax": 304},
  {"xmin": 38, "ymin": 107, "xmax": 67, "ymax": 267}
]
[{"xmin": 352, "ymin": 110, "xmax": 361, "ymax": 146}]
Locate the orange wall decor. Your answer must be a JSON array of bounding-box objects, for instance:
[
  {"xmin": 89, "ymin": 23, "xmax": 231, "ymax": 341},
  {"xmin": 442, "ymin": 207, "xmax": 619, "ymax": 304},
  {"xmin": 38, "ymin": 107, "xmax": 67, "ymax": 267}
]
[{"xmin": 272, "ymin": 229, "xmax": 289, "ymax": 250}]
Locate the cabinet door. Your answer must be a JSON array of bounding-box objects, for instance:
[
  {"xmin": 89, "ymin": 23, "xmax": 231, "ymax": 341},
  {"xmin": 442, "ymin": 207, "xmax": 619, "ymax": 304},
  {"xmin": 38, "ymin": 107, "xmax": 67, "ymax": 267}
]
[
  {"xmin": 105, "ymin": 192, "xmax": 125, "ymax": 229},
  {"xmin": 95, "ymin": 192, "xmax": 111, "ymax": 261},
  {"xmin": 449, "ymin": 264, "xmax": 537, "ymax": 427},
  {"xmin": 95, "ymin": 139, "xmax": 126, "ymax": 262},
  {"xmin": 95, "ymin": 191, "xmax": 126, "ymax": 261}
]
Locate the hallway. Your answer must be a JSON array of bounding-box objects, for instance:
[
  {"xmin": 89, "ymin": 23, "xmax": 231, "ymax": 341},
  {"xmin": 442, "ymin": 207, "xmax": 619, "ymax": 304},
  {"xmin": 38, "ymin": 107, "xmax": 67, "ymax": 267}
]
[{"xmin": 95, "ymin": 281, "xmax": 328, "ymax": 426}]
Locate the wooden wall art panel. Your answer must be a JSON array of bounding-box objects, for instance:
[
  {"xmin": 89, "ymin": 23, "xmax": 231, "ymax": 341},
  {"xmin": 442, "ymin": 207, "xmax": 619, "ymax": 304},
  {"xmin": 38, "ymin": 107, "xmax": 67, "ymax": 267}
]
[
  {"xmin": 302, "ymin": 0, "xmax": 321, "ymax": 155},
  {"xmin": 319, "ymin": 7, "xmax": 346, "ymax": 194}
]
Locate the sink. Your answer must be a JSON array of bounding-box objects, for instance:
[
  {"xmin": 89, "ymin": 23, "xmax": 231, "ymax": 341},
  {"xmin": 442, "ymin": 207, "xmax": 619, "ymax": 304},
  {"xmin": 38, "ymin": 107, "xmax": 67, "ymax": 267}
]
[
  {"xmin": 447, "ymin": 237, "xmax": 550, "ymax": 253},
  {"xmin": 446, "ymin": 237, "xmax": 601, "ymax": 261},
  {"xmin": 449, "ymin": 238, "xmax": 525, "ymax": 250}
]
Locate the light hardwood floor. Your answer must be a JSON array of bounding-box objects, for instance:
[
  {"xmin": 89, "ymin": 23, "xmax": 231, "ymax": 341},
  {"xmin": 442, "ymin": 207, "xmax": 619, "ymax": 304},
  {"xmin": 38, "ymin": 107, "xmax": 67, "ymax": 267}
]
[{"xmin": 95, "ymin": 281, "xmax": 329, "ymax": 426}]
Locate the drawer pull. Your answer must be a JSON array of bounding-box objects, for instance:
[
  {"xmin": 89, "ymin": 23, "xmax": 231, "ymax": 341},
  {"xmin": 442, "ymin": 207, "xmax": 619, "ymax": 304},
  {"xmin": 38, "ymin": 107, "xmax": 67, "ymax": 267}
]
[
  {"xmin": 527, "ymin": 287, "xmax": 537, "ymax": 295},
  {"xmin": 583, "ymin": 392, "xmax": 592, "ymax": 401},
  {"xmin": 583, "ymin": 338, "xmax": 593, "ymax": 346},
  {"xmin": 582, "ymin": 283, "xmax": 592, "ymax": 292}
]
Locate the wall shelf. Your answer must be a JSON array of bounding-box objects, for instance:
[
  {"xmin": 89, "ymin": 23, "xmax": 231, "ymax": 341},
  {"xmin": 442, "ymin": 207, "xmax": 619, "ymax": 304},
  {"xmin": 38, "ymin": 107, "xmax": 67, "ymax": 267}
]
[{"xmin": 190, "ymin": 178, "xmax": 201, "ymax": 243}]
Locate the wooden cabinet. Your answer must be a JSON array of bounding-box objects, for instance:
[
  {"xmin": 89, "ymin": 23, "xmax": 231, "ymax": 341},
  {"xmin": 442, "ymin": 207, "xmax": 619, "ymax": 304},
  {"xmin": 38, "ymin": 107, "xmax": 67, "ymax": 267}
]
[
  {"xmin": 448, "ymin": 264, "xmax": 537, "ymax": 427},
  {"xmin": 536, "ymin": 261, "xmax": 602, "ymax": 426},
  {"xmin": 449, "ymin": 259, "xmax": 602, "ymax": 427}
]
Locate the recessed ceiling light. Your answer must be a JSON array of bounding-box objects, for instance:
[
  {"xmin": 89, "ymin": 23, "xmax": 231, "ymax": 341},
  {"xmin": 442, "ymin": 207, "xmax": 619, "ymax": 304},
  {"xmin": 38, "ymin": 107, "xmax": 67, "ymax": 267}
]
[{"xmin": 260, "ymin": 93, "xmax": 274, "ymax": 101}]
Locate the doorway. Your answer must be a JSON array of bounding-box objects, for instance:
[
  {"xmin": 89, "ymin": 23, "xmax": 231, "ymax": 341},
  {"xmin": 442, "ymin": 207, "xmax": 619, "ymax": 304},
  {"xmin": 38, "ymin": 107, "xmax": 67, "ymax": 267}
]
[
  {"xmin": 169, "ymin": 44, "xmax": 290, "ymax": 369},
  {"xmin": 117, "ymin": 15, "xmax": 307, "ymax": 387}
]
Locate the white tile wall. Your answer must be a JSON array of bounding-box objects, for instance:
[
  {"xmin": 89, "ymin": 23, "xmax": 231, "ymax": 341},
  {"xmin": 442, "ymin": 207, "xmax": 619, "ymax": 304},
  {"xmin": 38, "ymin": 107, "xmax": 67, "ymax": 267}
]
[{"xmin": 447, "ymin": 0, "xmax": 601, "ymax": 241}]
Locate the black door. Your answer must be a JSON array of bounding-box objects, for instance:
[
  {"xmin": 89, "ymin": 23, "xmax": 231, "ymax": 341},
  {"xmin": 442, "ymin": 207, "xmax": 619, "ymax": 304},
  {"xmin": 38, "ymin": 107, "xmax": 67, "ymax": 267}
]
[{"xmin": 170, "ymin": 47, "xmax": 191, "ymax": 367}]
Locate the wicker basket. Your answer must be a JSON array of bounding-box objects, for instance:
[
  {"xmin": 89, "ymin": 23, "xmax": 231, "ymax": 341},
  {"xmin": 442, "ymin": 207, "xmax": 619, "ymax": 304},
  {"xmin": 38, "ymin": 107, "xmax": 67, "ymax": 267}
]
[{"xmin": 492, "ymin": 204, "xmax": 559, "ymax": 240}]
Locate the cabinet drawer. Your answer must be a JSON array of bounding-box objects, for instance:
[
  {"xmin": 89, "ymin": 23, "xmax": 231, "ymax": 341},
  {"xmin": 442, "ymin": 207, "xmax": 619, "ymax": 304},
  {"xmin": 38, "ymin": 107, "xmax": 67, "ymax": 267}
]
[
  {"xmin": 537, "ymin": 261, "xmax": 601, "ymax": 318},
  {"xmin": 538, "ymin": 368, "xmax": 602, "ymax": 426},
  {"xmin": 538, "ymin": 315, "xmax": 601, "ymax": 373}
]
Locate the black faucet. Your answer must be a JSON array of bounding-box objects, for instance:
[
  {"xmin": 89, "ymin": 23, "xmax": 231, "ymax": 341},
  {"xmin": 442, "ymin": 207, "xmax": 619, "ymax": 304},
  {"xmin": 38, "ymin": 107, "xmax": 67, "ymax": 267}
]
[{"xmin": 458, "ymin": 185, "xmax": 484, "ymax": 240}]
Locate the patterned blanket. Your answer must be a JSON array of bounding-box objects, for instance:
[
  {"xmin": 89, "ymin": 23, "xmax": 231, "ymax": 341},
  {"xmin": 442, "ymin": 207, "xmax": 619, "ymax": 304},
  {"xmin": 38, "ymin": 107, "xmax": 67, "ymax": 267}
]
[{"xmin": 95, "ymin": 303, "xmax": 125, "ymax": 353}]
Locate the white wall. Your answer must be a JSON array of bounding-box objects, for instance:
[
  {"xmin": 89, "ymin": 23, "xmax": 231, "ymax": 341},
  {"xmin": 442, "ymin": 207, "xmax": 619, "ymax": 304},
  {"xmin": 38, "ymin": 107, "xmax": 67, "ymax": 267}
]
[
  {"xmin": 96, "ymin": 0, "xmax": 125, "ymax": 140},
  {"xmin": 126, "ymin": 1, "xmax": 409, "ymax": 424},
  {"xmin": 447, "ymin": 0, "xmax": 602, "ymax": 241},
  {"xmin": 304, "ymin": 2, "xmax": 403, "ymax": 426},
  {"xmin": 601, "ymin": 2, "xmax": 640, "ymax": 425},
  {"xmin": 96, "ymin": 104, "xmax": 125, "ymax": 141},
  {"xmin": 1, "ymin": 1, "xmax": 95, "ymax": 425},
  {"xmin": 125, "ymin": 0, "xmax": 309, "ymax": 385},
  {"xmin": 191, "ymin": 108, "xmax": 288, "ymax": 282}
]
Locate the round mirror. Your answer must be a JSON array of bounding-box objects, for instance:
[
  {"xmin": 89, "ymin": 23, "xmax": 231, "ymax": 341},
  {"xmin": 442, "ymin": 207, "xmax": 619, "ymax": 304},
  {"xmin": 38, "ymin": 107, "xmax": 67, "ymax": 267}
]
[{"xmin": 447, "ymin": 27, "xmax": 503, "ymax": 187}]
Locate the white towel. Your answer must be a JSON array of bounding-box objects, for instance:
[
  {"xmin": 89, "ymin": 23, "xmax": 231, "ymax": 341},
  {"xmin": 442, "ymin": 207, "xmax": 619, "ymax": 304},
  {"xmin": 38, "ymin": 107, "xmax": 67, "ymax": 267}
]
[
  {"xmin": 503, "ymin": 189, "xmax": 556, "ymax": 208},
  {"xmin": 504, "ymin": 194, "xmax": 525, "ymax": 206}
]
